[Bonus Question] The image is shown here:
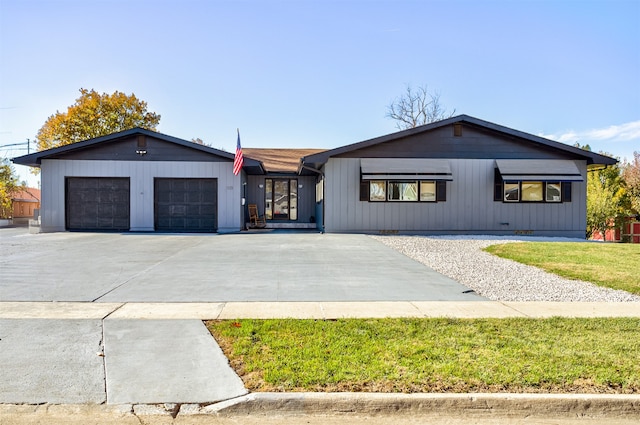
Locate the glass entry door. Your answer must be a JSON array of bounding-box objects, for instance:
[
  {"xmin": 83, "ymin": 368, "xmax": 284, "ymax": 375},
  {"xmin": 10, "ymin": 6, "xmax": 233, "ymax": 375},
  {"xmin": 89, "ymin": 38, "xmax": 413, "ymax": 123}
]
[{"xmin": 265, "ymin": 179, "xmax": 297, "ymax": 220}]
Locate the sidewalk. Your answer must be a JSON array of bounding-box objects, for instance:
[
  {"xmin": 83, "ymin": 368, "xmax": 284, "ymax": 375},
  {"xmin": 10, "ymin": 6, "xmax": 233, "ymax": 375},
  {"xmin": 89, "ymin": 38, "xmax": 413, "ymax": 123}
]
[
  {"xmin": 1, "ymin": 301, "xmax": 639, "ymax": 424},
  {"xmin": 2, "ymin": 300, "xmax": 640, "ymax": 319}
]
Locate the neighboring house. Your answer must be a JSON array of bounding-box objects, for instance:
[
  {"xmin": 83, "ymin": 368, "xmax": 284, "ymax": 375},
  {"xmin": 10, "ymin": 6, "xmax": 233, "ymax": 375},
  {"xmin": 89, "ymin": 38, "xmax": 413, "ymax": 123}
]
[
  {"xmin": 12, "ymin": 188, "xmax": 41, "ymax": 221},
  {"xmin": 13, "ymin": 115, "xmax": 617, "ymax": 238}
]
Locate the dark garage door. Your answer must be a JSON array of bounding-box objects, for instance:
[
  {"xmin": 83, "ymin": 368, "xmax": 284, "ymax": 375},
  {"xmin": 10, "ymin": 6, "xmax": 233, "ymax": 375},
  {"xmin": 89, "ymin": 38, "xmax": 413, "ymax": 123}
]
[
  {"xmin": 66, "ymin": 177, "xmax": 130, "ymax": 231},
  {"xmin": 154, "ymin": 178, "xmax": 217, "ymax": 232}
]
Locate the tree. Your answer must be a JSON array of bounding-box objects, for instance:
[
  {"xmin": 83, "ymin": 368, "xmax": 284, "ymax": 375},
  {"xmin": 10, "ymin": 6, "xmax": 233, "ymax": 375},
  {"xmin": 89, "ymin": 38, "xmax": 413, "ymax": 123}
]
[
  {"xmin": 0, "ymin": 159, "xmax": 23, "ymax": 218},
  {"xmin": 386, "ymin": 84, "xmax": 456, "ymax": 130},
  {"xmin": 573, "ymin": 142, "xmax": 592, "ymax": 152},
  {"xmin": 586, "ymin": 164, "xmax": 626, "ymax": 238},
  {"xmin": 621, "ymin": 151, "xmax": 640, "ymax": 215},
  {"xmin": 191, "ymin": 137, "xmax": 212, "ymax": 147},
  {"xmin": 35, "ymin": 88, "xmax": 161, "ymax": 152}
]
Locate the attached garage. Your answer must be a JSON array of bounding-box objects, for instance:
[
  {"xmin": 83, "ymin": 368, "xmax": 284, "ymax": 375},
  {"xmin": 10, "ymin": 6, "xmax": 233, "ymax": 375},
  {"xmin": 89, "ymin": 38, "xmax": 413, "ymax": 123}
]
[
  {"xmin": 66, "ymin": 177, "xmax": 130, "ymax": 231},
  {"xmin": 154, "ymin": 178, "xmax": 217, "ymax": 232},
  {"xmin": 12, "ymin": 128, "xmax": 257, "ymax": 233}
]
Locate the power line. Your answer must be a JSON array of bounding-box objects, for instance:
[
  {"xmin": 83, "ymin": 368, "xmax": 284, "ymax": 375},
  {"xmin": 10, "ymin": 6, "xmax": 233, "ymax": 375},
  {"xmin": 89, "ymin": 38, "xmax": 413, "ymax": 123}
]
[{"xmin": 0, "ymin": 139, "xmax": 31, "ymax": 153}]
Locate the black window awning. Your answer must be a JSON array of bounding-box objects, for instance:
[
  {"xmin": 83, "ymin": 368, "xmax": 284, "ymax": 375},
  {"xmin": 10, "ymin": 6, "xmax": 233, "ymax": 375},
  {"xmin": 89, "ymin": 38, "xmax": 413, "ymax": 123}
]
[
  {"xmin": 360, "ymin": 158, "xmax": 453, "ymax": 181},
  {"xmin": 495, "ymin": 159, "xmax": 584, "ymax": 182}
]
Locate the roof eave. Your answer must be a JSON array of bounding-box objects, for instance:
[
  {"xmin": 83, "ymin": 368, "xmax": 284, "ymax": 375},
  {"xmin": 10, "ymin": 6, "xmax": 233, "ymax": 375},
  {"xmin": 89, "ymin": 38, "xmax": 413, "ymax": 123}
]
[
  {"xmin": 11, "ymin": 127, "xmax": 238, "ymax": 166},
  {"xmin": 301, "ymin": 114, "xmax": 620, "ymax": 167}
]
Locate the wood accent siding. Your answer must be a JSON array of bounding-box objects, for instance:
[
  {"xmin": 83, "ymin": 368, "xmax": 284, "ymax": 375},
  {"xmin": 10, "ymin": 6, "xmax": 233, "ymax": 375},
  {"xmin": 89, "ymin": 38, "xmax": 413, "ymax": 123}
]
[
  {"xmin": 323, "ymin": 158, "xmax": 587, "ymax": 236},
  {"xmin": 48, "ymin": 136, "xmax": 230, "ymax": 162},
  {"xmin": 40, "ymin": 159, "xmax": 241, "ymax": 232},
  {"xmin": 334, "ymin": 125, "xmax": 576, "ymax": 160}
]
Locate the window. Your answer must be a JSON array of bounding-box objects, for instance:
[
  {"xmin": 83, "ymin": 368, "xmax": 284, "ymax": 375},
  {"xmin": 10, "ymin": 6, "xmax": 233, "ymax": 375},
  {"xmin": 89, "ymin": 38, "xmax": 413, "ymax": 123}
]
[
  {"xmin": 361, "ymin": 180, "xmax": 445, "ymax": 202},
  {"xmin": 419, "ymin": 181, "xmax": 436, "ymax": 202},
  {"xmin": 369, "ymin": 181, "xmax": 386, "ymax": 201},
  {"xmin": 521, "ymin": 181, "xmax": 543, "ymax": 202},
  {"xmin": 546, "ymin": 182, "xmax": 561, "ymax": 202},
  {"xmin": 503, "ymin": 181, "xmax": 570, "ymax": 203},
  {"xmin": 388, "ymin": 181, "xmax": 418, "ymax": 201},
  {"xmin": 504, "ymin": 182, "xmax": 520, "ymax": 202},
  {"xmin": 495, "ymin": 168, "xmax": 572, "ymax": 203}
]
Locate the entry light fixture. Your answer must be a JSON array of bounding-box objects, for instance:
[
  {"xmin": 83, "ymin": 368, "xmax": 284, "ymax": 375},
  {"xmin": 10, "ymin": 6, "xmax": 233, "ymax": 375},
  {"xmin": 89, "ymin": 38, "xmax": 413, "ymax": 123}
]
[{"xmin": 136, "ymin": 149, "xmax": 147, "ymax": 156}]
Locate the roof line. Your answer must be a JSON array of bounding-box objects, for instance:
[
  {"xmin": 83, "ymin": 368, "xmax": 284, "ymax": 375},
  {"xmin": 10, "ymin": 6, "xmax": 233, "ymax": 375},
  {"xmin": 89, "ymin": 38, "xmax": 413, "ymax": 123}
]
[
  {"xmin": 11, "ymin": 127, "xmax": 241, "ymax": 167},
  {"xmin": 301, "ymin": 114, "xmax": 617, "ymax": 166}
]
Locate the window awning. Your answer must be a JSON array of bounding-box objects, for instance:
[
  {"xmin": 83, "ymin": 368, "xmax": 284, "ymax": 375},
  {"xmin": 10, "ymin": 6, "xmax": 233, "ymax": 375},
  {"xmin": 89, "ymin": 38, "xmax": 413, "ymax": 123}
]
[
  {"xmin": 360, "ymin": 158, "xmax": 453, "ymax": 181},
  {"xmin": 495, "ymin": 159, "xmax": 584, "ymax": 182}
]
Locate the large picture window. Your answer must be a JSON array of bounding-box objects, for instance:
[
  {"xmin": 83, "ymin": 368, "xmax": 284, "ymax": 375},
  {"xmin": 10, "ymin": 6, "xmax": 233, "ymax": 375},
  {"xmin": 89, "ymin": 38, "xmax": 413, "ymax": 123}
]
[
  {"xmin": 521, "ymin": 181, "xmax": 543, "ymax": 202},
  {"xmin": 388, "ymin": 181, "xmax": 418, "ymax": 201},
  {"xmin": 361, "ymin": 180, "xmax": 445, "ymax": 202}
]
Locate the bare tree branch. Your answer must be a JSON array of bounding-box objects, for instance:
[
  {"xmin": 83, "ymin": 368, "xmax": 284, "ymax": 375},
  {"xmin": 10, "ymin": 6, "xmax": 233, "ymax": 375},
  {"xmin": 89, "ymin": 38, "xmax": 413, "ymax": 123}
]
[{"xmin": 386, "ymin": 84, "xmax": 456, "ymax": 130}]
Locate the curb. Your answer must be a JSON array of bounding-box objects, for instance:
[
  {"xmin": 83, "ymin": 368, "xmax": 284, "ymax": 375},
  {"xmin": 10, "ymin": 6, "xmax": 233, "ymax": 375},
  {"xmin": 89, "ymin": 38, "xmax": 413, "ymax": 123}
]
[
  {"xmin": 1, "ymin": 393, "xmax": 639, "ymax": 423},
  {"xmin": 195, "ymin": 392, "xmax": 640, "ymax": 418}
]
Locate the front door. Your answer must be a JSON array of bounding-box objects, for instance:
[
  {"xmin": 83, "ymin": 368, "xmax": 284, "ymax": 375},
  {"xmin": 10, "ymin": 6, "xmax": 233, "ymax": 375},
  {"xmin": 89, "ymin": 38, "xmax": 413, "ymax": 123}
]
[{"xmin": 265, "ymin": 178, "xmax": 297, "ymax": 220}]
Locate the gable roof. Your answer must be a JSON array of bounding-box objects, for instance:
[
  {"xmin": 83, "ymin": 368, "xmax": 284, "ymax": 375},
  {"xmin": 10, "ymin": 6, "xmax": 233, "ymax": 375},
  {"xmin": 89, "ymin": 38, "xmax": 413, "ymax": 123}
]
[
  {"xmin": 243, "ymin": 148, "xmax": 326, "ymax": 173},
  {"xmin": 300, "ymin": 115, "xmax": 617, "ymax": 170},
  {"xmin": 12, "ymin": 127, "xmax": 262, "ymax": 170}
]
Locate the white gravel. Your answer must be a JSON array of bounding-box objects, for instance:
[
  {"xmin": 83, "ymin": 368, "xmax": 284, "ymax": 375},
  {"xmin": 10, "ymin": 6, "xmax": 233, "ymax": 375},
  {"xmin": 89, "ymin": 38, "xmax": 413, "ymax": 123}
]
[{"xmin": 371, "ymin": 235, "xmax": 640, "ymax": 302}]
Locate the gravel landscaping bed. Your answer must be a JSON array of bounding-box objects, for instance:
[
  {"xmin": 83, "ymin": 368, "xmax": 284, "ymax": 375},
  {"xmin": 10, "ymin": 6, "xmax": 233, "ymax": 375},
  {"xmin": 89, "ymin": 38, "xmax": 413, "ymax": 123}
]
[{"xmin": 371, "ymin": 235, "xmax": 640, "ymax": 302}]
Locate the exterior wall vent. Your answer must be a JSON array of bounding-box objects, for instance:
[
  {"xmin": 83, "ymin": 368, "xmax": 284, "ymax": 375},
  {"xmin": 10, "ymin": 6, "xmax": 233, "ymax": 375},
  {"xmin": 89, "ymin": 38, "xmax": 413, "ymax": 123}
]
[{"xmin": 453, "ymin": 124, "xmax": 463, "ymax": 137}]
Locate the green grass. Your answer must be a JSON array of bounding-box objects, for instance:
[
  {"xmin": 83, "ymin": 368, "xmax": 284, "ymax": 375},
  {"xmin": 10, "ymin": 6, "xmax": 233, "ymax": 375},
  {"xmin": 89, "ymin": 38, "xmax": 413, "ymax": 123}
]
[
  {"xmin": 206, "ymin": 318, "xmax": 640, "ymax": 393},
  {"xmin": 484, "ymin": 242, "xmax": 640, "ymax": 295}
]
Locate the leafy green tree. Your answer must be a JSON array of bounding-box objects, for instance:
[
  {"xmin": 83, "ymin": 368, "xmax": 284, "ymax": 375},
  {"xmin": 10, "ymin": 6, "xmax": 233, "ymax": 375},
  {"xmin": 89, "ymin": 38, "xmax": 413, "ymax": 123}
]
[
  {"xmin": 586, "ymin": 164, "xmax": 626, "ymax": 238},
  {"xmin": 0, "ymin": 159, "xmax": 23, "ymax": 218},
  {"xmin": 35, "ymin": 88, "xmax": 161, "ymax": 152}
]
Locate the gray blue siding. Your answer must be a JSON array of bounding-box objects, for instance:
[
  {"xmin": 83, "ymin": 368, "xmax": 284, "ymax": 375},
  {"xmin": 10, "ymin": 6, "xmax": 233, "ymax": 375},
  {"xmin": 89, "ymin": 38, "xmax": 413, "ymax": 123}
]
[
  {"xmin": 322, "ymin": 158, "xmax": 587, "ymax": 237},
  {"xmin": 39, "ymin": 159, "xmax": 242, "ymax": 232}
]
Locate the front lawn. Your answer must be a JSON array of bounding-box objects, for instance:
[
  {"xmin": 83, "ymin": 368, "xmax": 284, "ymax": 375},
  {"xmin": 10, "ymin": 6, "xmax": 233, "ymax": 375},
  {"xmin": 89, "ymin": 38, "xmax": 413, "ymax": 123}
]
[
  {"xmin": 207, "ymin": 318, "xmax": 640, "ymax": 393},
  {"xmin": 484, "ymin": 242, "xmax": 640, "ymax": 295}
]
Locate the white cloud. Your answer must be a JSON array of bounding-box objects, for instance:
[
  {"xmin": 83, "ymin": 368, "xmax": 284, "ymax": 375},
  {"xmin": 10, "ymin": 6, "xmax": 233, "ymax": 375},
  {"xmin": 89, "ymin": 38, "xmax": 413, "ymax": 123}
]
[{"xmin": 539, "ymin": 120, "xmax": 640, "ymax": 144}]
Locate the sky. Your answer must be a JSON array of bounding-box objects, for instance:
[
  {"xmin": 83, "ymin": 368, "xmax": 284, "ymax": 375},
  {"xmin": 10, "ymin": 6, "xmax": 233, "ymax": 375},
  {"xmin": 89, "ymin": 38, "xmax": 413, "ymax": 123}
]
[{"xmin": 1, "ymin": 0, "xmax": 639, "ymax": 188}]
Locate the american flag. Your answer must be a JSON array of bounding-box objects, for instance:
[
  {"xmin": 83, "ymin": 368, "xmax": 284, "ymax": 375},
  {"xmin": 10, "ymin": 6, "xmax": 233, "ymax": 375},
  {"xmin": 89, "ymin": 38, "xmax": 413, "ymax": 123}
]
[{"xmin": 233, "ymin": 130, "xmax": 243, "ymax": 175}]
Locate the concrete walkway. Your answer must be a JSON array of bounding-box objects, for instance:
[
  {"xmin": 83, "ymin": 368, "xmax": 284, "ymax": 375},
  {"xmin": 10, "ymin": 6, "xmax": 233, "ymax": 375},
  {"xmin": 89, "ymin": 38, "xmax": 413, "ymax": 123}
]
[
  {"xmin": 2, "ymin": 300, "xmax": 640, "ymax": 320},
  {"xmin": 1, "ymin": 301, "xmax": 639, "ymax": 405},
  {"xmin": 1, "ymin": 300, "xmax": 639, "ymax": 423}
]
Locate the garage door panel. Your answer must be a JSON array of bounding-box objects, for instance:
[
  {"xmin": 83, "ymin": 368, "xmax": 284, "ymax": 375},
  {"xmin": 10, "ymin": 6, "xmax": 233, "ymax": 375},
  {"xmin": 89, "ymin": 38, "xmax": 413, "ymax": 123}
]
[
  {"xmin": 66, "ymin": 177, "xmax": 130, "ymax": 231},
  {"xmin": 154, "ymin": 178, "xmax": 217, "ymax": 232}
]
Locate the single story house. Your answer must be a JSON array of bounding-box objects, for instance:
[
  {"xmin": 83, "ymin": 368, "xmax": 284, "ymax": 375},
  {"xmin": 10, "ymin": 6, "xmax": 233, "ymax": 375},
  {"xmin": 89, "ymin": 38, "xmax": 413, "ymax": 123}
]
[
  {"xmin": 11, "ymin": 187, "xmax": 41, "ymax": 222},
  {"xmin": 13, "ymin": 115, "xmax": 616, "ymax": 238}
]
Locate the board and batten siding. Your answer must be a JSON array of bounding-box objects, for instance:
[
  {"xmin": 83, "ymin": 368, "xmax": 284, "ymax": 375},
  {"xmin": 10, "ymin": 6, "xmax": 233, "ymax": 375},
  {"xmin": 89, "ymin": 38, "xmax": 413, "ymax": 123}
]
[
  {"xmin": 322, "ymin": 158, "xmax": 587, "ymax": 237},
  {"xmin": 39, "ymin": 159, "xmax": 242, "ymax": 232}
]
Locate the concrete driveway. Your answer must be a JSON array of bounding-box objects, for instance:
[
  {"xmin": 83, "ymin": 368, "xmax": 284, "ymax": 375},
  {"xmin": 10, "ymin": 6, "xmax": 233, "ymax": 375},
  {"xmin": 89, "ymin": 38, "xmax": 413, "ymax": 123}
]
[{"xmin": 0, "ymin": 229, "xmax": 483, "ymax": 302}]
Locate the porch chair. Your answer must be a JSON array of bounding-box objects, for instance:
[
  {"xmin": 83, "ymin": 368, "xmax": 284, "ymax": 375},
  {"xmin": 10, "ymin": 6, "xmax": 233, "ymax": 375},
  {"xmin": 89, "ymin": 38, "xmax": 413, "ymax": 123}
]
[{"xmin": 248, "ymin": 204, "xmax": 266, "ymax": 228}]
